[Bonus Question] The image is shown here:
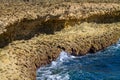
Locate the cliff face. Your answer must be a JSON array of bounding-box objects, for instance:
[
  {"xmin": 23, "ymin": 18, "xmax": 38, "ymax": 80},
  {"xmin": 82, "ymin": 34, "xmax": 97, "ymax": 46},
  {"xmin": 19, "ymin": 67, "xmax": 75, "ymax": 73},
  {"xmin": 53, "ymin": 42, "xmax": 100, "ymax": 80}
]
[
  {"xmin": 0, "ymin": 2, "xmax": 120, "ymax": 47},
  {"xmin": 0, "ymin": 2, "xmax": 120, "ymax": 80}
]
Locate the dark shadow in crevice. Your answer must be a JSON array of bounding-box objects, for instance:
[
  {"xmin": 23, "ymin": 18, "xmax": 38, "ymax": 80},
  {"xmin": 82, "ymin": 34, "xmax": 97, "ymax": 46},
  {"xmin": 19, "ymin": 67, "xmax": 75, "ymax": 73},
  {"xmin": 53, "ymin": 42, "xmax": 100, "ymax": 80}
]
[
  {"xmin": 0, "ymin": 11, "xmax": 120, "ymax": 48},
  {"xmin": 83, "ymin": 11, "xmax": 120, "ymax": 24},
  {"xmin": 88, "ymin": 46, "xmax": 96, "ymax": 53},
  {"xmin": 0, "ymin": 18, "xmax": 65, "ymax": 48},
  {"xmin": 39, "ymin": 20, "xmax": 65, "ymax": 34}
]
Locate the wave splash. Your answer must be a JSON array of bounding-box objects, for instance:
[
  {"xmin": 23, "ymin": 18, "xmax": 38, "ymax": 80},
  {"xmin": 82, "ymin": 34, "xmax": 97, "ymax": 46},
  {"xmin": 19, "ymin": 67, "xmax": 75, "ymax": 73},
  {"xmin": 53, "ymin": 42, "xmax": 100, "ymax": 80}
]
[
  {"xmin": 37, "ymin": 40, "xmax": 120, "ymax": 80},
  {"xmin": 37, "ymin": 50, "xmax": 74, "ymax": 80}
]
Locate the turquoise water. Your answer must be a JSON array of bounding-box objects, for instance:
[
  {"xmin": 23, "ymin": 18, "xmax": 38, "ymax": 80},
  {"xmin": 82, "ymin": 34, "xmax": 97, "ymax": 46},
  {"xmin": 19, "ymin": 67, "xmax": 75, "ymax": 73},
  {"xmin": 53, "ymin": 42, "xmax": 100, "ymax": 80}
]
[{"xmin": 37, "ymin": 40, "xmax": 120, "ymax": 80}]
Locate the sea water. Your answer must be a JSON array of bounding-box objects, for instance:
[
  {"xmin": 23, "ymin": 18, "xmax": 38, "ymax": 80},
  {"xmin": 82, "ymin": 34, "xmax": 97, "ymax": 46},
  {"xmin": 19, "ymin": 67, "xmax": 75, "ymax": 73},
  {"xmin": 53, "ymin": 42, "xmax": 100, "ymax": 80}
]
[{"xmin": 37, "ymin": 40, "xmax": 120, "ymax": 80}]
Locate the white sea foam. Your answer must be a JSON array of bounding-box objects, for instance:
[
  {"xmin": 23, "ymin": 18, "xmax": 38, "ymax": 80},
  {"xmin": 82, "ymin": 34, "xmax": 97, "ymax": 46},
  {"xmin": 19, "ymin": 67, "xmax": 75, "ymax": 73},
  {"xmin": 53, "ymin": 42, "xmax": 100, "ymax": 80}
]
[
  {"xmin": 37, "ymin": 51, "xmax": 71, "ymax": 80},
  {"xmin": 57, "ymin": 50, "xmax": 71, "ymax": 62},
  {"xmin": 50, "ymin": 50, "xmax": 76, "ymax": 67},
  {"xmin": 51, "ymin": 61, "xmax": 58, "ymax": 67},
  {"xmin": 37, "ymin": 73, "xmax": 69, "ymax": 80},
  {"xmin": 37, "ymin": 39, "xmax": 120, "ymax": 80},
  {"xmin": 115, "ymin": 39, "xmax": 120, "ymax": 49},
  {"xmin": 50, "ymin": 51, "xmax": 70, "ymax": 67}
]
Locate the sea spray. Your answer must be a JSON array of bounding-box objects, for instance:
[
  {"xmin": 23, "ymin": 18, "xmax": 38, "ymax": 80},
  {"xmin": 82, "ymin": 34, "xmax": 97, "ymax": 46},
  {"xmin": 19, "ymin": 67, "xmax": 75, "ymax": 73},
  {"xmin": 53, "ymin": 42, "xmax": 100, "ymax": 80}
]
[
  {"xmin": 37, "ymin": 40, "xmax": 120, "ymax": 80},
  {"xmin": 37, "ymin": 50, "xmax": 72, "ymax": 80}
]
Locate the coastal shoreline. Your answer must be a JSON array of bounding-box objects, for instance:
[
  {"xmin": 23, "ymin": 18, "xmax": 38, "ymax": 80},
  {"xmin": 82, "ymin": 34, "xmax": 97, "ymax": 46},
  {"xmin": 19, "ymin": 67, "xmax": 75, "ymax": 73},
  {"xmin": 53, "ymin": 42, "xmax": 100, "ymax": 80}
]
[{"xmin": 0, "ymin": 2, "xmax": 120, "ymax": 80}]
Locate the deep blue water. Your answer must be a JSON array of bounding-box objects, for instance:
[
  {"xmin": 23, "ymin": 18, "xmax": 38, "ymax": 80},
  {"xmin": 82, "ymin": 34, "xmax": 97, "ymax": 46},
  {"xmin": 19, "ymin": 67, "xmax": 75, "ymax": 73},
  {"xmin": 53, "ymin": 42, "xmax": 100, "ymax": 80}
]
[{"xmin": 37, "ymin": 40, "xmax": 120, "ymax": 80}]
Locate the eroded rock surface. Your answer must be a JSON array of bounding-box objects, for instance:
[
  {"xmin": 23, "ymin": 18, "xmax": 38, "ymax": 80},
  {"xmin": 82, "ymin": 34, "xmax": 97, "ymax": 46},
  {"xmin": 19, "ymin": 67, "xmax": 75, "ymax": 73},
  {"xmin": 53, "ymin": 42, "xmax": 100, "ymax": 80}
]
[{"xmin": 0, "ymin": 2, "xmax": 120, "ymax": 80}]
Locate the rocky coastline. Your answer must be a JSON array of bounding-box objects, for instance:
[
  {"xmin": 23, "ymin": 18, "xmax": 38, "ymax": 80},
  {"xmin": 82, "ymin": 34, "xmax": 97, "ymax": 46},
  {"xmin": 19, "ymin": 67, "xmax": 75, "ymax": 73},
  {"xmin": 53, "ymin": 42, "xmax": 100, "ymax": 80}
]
[{"xmin": 0, "ymin": 1, "xmax": 120, "ymax": 80}]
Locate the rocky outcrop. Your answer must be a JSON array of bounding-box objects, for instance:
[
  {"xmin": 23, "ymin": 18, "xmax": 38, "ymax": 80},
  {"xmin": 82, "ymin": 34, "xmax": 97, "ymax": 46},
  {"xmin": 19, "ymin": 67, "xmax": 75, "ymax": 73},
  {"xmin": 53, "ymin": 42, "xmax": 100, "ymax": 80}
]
[
  {"xmin": 0, "ymin": 2, "xmax": 120, "ymax": 80},
  {"xmin": 0, "ymin": 2, "xmax": 120, "ymax": 47}
]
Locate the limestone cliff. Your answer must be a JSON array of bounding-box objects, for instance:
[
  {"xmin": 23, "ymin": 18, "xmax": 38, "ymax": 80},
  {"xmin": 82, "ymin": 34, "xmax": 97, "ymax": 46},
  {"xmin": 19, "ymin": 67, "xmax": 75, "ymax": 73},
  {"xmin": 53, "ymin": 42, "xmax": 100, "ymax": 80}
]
[{"xmin": 0, "ymin": 2, "xmax": 120, "ymax": 80}]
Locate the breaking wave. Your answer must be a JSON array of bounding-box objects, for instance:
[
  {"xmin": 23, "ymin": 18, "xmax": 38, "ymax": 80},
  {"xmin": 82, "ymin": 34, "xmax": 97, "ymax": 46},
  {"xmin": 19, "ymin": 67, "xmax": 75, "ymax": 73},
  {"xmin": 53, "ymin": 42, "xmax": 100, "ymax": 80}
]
[{"xmin": 37, "ymin": 40, "xmax": 120, "ymax": 80}]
